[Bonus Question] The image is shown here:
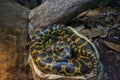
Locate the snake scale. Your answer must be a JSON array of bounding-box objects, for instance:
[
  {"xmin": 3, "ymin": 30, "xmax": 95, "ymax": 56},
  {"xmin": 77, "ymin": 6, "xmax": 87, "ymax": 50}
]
[{"xmin": 30, "ymin": 24, "xmax": 98, "ymax": 76}]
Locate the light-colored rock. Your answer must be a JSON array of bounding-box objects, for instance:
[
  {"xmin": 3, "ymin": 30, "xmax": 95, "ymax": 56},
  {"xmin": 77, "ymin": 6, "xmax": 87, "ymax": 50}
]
[{"xmin": 29, "ymin": 0, "xmax": 97, "ymax": 30}]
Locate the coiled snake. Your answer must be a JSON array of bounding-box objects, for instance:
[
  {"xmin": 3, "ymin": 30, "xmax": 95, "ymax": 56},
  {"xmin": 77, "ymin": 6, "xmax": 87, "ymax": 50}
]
[{"xmin": 30, "ymin": 24, "xmax": 98, "ymax": 76}]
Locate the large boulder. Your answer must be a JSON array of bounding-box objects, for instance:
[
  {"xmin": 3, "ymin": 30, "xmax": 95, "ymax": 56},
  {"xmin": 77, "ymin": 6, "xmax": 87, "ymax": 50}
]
[{"xmin": 0, "ymin": 0, "xmax": 29, "ymax": 79}]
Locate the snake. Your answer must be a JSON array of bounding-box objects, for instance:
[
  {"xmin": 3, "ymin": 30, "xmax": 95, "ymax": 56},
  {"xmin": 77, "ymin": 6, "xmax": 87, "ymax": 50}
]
[{"xmin": 30, "ymin": 24, "xmax": 98, "ymax": 76}]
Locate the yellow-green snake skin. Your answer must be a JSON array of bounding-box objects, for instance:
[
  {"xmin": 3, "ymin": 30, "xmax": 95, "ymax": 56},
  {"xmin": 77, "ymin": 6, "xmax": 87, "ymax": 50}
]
[{"xmin": 30, "ymin": 24, "xmax": 98, "ymax": 76}]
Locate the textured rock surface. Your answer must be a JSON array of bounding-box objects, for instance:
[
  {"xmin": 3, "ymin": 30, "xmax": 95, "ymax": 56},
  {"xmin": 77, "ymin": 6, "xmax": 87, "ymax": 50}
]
[
  {"xmin": 0, "ymin": 0, "xmax": 29, "ymax": 79},
  {"xmin": 29, "ymin": 0, "xmax": 97, "ymax": 30}
]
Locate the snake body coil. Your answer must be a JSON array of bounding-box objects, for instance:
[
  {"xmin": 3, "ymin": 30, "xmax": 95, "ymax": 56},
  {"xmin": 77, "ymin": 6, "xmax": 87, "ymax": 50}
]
[{"xmin": 30, "ymin": 25, "xmax": 98, "ymax": 76}]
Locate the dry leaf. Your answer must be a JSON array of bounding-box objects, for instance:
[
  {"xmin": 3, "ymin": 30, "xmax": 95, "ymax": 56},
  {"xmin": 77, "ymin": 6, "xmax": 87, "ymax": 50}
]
[
  {"xmin": 78, "ymin": 28, "xmax": 105, "ymax": 38},
  {"xmin": 103, "ymin": 40, "xmax": 120, "ymax": 52},
  {"xmin": 100, "ymin": 30, "xmax": 108, "ymax": 38}
]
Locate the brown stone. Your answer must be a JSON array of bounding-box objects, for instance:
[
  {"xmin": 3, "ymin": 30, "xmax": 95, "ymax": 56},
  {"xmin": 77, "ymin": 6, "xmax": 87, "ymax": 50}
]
[{"xmin": 0, "ymin": 0, "xmax": 29, "ymax": 79}]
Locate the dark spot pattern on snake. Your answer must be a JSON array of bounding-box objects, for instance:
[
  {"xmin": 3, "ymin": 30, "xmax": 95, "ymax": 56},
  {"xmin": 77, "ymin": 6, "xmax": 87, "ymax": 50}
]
[{"xmin": 30, "ymin": 24, "xmax": 98, "ymax": 76}]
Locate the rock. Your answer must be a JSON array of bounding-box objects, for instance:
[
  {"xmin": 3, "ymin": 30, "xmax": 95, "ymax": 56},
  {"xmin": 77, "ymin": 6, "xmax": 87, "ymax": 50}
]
[
  {"xmin": 0, "ymin": 0, "xmax": 29, "ymax": 79},
  {"xmin": 29, "ymin": 0, "xmax": 97, "ymax": 30}
]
